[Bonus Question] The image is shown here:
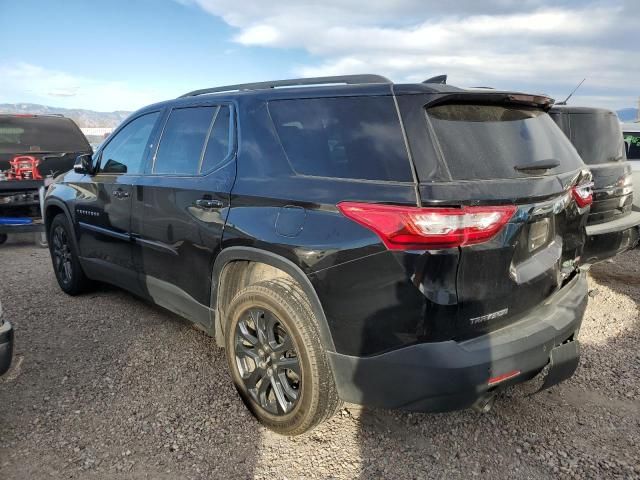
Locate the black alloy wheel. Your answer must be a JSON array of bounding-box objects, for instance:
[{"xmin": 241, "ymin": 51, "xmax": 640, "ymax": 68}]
[
  {"xmin": 225, "ymin": 278, "xmax": 342, "ymax": 435},
  {"xmin": 51, "ymin": 224, "xmax": 73, "ymax": 286},
  {"xmin": 234, "ymin": 307, "xmax": 301, "ymax": 415},
  {"xmin": 48, "ymin": 214, "xmax": 90, "ymax": 295}
]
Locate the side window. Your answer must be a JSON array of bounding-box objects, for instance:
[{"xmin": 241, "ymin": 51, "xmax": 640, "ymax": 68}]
[
  {"xmin": 98, "ymin": 112, "xmax": 159, "ymax": 174},
  {"xmin": 153, "ymin": 106, "xmax": 215, "ymax": 175},
  {"xmin": 201, "ymin": 106, "xmax": 231, "ymax": 173},
  {"xmin": 268, "ymin": 97, "xmax": 413, "ymax": 181}
]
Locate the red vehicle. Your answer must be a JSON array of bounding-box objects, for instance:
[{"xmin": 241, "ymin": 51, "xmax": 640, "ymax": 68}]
[{"xmin": 0, "ymin": 114, "xmax": 91, "ymax": 246}]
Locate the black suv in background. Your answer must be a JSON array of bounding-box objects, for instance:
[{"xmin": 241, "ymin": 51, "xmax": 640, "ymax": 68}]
[
  {"xmin": 0, "ymin": 114, "xmax": 91, "ymax": 245},
  {"xmin": 621, "ymin": 123, "xmax": 640, "ymax": 210},
  {"xmin": 550, "ymin": 107, "xmax": 640, "ymax": 261},
  {"xmin": 45, "ymin": 75, "xmax": 594, "ymax": 435}
]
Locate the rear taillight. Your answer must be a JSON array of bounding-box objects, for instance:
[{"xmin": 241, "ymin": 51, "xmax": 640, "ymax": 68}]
[
  {"xmin": 620, "ymin": 174, "xmax": 633, "ymax": 195},
  {"xmin": 571, "ymin": 182, "xmax": 593, "ymax": 208},
  {"xmin": 337, "ymin": 202, "xmax": 517, "ymax": 250}
]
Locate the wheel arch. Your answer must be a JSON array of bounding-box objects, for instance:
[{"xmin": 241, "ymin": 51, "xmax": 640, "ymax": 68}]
[
  {"xmin": 44, "ymin": 199, "xmax": 73, "ymax": 242},
  {"xmin": 211, "ymin": 246, "xmax": 335, "ymax": 352}
]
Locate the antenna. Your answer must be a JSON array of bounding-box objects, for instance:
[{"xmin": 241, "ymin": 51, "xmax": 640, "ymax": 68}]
[{"xmin": 556, "ymin": 78, "xmax": 586, "ymax": 105}]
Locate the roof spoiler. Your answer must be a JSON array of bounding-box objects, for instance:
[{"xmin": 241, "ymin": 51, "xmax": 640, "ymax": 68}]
[
  {"xmin": 425, "ymin": 92, "xmax": 555, "ymax": 111},
  {"xmin": 423, "ymin": 75, "xmax": 447, "ymax": 85}
]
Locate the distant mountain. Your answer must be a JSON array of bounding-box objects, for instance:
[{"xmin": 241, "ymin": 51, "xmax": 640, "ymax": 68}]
[
  {"xmin": 617, "ymin": 108, "xmax": 639, "ymax": 122},
  {"xmin": 0, "ymin": 103, "xmax": 131, "ymax": 128}
]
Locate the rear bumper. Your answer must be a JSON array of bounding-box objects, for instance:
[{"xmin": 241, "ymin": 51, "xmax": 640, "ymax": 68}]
[
  {"xmin": 585, "ymin": 210, "xmax": 640, "ymax": 236},
  {"xmin": 0, "ymin": 320, "xmax": 14, "ymax": 376},
  {"xmin": 0, "ymin": 222, "xmax": 44, "ymax": 234},
  {"xmin": 583, "ymin": 211, "xmax": 640, "ymax": 263},
  {"xmin": 327, "ymin": 272, "xmax": 588, "ymax": 412}
]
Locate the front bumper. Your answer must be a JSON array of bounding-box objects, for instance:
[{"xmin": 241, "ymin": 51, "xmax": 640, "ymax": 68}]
[
  {"xmin": 327, "ymin": 272, "xmax": 588, "ymax": 412},
  {"xmin": 0, "ymin": 320, "xmax": 14, "ymax": 376}
]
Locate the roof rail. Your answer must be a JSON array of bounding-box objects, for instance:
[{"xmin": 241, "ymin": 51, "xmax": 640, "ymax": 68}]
[{"xmin": 178, "ymin": 74, "xmax": 392, "ymax": 98}]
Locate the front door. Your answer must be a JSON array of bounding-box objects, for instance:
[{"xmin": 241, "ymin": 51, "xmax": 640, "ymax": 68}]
[
  {"xmin": 75, "ymin": 111, "xmax": 160, "ymax": 292},
  {"xmin": 131, "ymin": 104, "xmax": 234, "ymax": 329}
]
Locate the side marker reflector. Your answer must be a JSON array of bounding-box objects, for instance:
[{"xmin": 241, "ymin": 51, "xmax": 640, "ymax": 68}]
[{"xmin": 488, "ymin": 370, "xmax": 521, "ymax": 386}]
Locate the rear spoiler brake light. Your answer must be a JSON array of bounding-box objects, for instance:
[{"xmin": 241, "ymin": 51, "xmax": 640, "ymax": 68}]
[{"xmin": 508, "ymin": 94, "xmax": 554, "ymax": 108}]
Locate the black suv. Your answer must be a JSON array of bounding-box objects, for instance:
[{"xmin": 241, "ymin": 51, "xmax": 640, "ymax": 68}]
[
  {"xmin": 550, "ymin": 107, "xmax": 640, "ymax": 262},
  {"xmin": 45, "ymin": 75, "xmax": 594, "ymax": 435}
]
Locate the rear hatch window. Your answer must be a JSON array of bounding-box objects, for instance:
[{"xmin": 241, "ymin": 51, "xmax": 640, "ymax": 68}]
[
  {"xmin": 425, "ymin": 104, "xmax": 583, "ymax": 180},
  {"xmin": 268, "ymin": 97, "xmax": 413, "ymax": 182},
  {"xmin": 569, "ymin": 112, "xmax": 625, "ymax": 164},
  {"xmin": 0, "ymin": 116, "xmax": 90, "ymax": 154}
]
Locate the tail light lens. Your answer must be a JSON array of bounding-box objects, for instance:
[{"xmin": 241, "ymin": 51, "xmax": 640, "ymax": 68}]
[
  {"xmin": 337, "ymin": 202, "xmax": 516, "ymax": 250},
  {"xmin": 620, "ymin": 173, "xmax": 633, "ymax": 196},
  {"xmin": 571, "ymin": 182, "xmax": 593, "ymax": 208}
]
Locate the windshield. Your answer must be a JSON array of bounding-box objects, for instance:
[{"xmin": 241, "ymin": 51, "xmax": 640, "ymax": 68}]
[
  {"xmin": 569, "ymin": 112, "xmax": 625, "ymax": 164},
  {"xmin": 0, "ymin": 116, "xmax": 90, "ymax": 154},
  {"xmin": 425, "ymin": 104, "xmax": 583, "ymax": 180},
  {"xmin": 624, "ymin": 131, "xmax": 640, "ymax": 160}
]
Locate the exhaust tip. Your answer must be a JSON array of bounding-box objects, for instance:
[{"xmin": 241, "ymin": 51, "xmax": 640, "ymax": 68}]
[{"xmin": 472, "ymin": 393, "xmax": 496, "ymax": 413}]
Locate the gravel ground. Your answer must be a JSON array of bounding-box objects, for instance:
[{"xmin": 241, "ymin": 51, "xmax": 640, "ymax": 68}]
[{"xmin": 0, "ymin": 234, "xmax": 639, "ymax": 479}]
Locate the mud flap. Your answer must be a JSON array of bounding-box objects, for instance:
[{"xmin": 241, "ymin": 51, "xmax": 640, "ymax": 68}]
[{"xmin": 536, "ymin": 340, "xmax": 580, "ymax": 393}]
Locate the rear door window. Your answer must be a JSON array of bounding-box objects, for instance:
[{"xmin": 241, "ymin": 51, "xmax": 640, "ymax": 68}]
[
  {"xmin": 569, "ymin": 112, "xmax": 625, "ymax": 164},
  {"xmin": 268, "ymin": 96, "xmax": 413, "ymax": 182},
  {"xmin": 154, "ymin": 107, "xmax": 216, "ymax": 175},
  {"xmin": 201, "ymin": 106, "xmax": 231, "ymax": 173},
  {"xmin": 624, "ymin": 131, "xmax": 640, "ymax": 160},
  {"xmin": 425, "ymin": 104, "xmax": 583, "ymax": 180}
]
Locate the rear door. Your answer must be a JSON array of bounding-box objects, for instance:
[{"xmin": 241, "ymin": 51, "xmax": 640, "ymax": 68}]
[
  {"xmin": 400, "ymin": 97, "xmax": 590, "ymax": 339},
  {"xmin": 132, "ymin": 103, "xmax": 235, "ymax": 329}
]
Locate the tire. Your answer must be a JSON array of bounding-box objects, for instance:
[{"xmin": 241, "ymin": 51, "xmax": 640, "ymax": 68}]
[
  {"xmin": 224, "ymin": 278, "xmax": 342, "ymax": 435},
  {"xmin": 0, "ymin": 233, "xmax": 7, "ymax": 245},
  {"xmin": 48, "ymin": 214, "xmax": 90, "ymax": 295}
]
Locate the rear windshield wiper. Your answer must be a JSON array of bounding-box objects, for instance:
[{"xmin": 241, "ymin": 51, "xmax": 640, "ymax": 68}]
[{"xmin": 514, "ymin": 159, "xmax": 560, "ymax": 172}]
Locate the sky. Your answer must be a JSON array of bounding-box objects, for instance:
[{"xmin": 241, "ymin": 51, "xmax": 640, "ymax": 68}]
[{"xmin": 0, "ymin": 0, "xmax": 637, "ymax": 113}]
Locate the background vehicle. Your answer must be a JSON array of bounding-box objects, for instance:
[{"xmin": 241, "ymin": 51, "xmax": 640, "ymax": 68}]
[
  {"xmin": 550, "ymin": 107, "xmax": 640, "ymax": 262},
  {"xmin": 0, "ymin": 300, "xmax": 13, "ymax": 376},
  {"xmin": 621, "ymin": 122, "xmax": 640, "ymax": 210},
  {"xmin": 0, "ymin": 114, "xmax": 91, "ymax": 246},
  {"xmin": 45, "ymin": 75, "xmax": 592, "ymax": 434}
]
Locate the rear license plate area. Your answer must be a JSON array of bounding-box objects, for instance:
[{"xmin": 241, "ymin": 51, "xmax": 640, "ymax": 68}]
[{"xmin": 536, "ymin": 339, "xmax": 580, "ymax": 392}]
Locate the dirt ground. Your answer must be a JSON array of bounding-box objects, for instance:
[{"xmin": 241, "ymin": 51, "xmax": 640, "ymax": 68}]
[{"xmin": 1, "ymin": 235, "xmax": 639, "ymax": 479}]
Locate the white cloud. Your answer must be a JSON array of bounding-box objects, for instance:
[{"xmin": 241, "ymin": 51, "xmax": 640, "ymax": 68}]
[
  {"xmin": 0, "ymin": 63, "xmax": 164, "ymax": 112},
  {"xmin": 182, "ymin": 0, "xmax": 637, "ymax": 109}
]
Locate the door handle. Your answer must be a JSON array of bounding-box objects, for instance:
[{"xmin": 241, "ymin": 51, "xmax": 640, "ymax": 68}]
[
  {"xmin": 113, "ymin": 189, "xmax": 129, "ymax": 199},
  {"xmin": 194, "ymin": 198, "xmax": 223, "ymax": 210}
]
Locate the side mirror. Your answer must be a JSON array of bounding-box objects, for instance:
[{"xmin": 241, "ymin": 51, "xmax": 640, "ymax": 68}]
[{"xmin": 74, "ymin": 154, "xmax": 94, "ymax": 175}]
